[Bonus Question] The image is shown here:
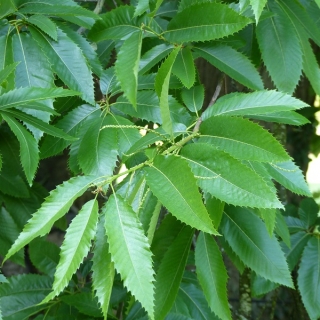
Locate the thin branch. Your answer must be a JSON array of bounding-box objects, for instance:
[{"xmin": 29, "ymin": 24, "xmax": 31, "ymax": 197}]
[{"xmin": 208, "ymin": 74, "xmax": 225, "ymax": 108}]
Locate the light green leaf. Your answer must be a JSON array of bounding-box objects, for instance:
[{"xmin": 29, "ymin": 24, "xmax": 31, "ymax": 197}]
[
  {"xmin": 0, "ymin": 274, "xmax": 52, "ymax": 320},
  {"xmin": 155, "ymin": 47, "xmax": 180, "ymax": 136},
  {"xmin": 115, "ymin": 31, "xmax": 142, "ymax": 108},
  {"xmin": 275, "ymin": 210, "xmax": 291, "ymax": 248},
  {"xmin": 264, "ymin": 160, "xmax": 311, "ymax": 196},
  {"xmin": 104, "ymin": 194, "xmax": 155, "ymax": 318},
  {"xmin": 181, "ymin": 143, "xmax": 282, "ymax": 209},
  {"xmin": 40, "ymin": 104, "xmax": 100, "ymax": 158},
  {"xmin": 0, "ymin": 33, "xmax": 14, "ymax": 92},
  {"xmin": 298, "ymin": 237, "xmax": 320, "ymax": 320},
  {"xmin": 195, "ymin": 232, "xmax": 231, "ymax": 320},
  {"xmin": 181, "ymin": 85, "xmax": 204, "ymax": 113},
  {"xmin": 298, "ymin": 198, "xmax": 319, "ymax": 228},
  {"xmin": 259, "ymin": 208, "xmax": 277, "ymax": 236},
  {"xmin": 29, "ymin": 238, "xmax": 59, "ymax": 276},
  {"xmin": 2, "ymin": 113, "xmax": 39, "ymax": 185},
  {"xmin": 139, "ymin": 44, "xmax": 174, "ymax": 74},
  {"xmin": 30, "ymin": 26, "xmax": 95, "ymax": 104},
  {"xmin": 4, "ymin": 175, "xmax": 101, "ymax": 262},
  {"xmin": 256, "ymin": 2, "xmax": 302, "ymax": 93},
  {"xmin": 0, "ymin": 1, "xmax": 16, "ymax": 19},
  {"xmin": 220, "ymin": 206, "xmax": 293, "ymax": 287},
  {"xmin": 172, "ymin": 47, "xmax": 195, "ymax": 89},
  {"xmin": 0, "ymin": 63, "xmax": 19, "ymax": 86},
  {"xmin": 202, "ymin": 90, "xmax": 308, "ymax": 119},
  {"xmin": 92, "ymin": 216, "xmax": 115, "ymax": 319},
  {"xmin": 205, "ymin": 195, "xmax": 224, "ymax": 229},
  {"xmin": 248, "ymin": 111, "xmax": 309, "ymax": 126},
  {"xmin": 249, "ymin": 0, "xmax": 267, "ymax": 23},
  {"xmin": 154, "ymin": 226, "xmax": 194, "ymax": 320},
  {"xmin": 3, "ymin": 109, "xmax": 77, "ymax": 141},
  {"xmin": 43, "ymin": 199, "xmax": 99, "ymax": 302},
  {"xmin": 78, "ymin": 117, "xmax": 118, "ymax": 177},
  {"xmin": 145, "ymin": 155, "xmax": 217, "ymax": 234},
  {"xmin": 0, "ymin": 87, "xmax": 78, "ymax": 111},
  {"xmin": 200, "ymin": 116, "xmax": 290, "ymax": 162},
  {"xmin": 163, "ymin": 3, "xmax": 251, "ymax": 43},
  {"xmin": 193, "ymin": 44, "xmax": 263, "ymax": 90},
  {"xmin": 134, "ymin": 0, "xmax": 149, "ymax": 17},
  {"xmin": 27, "ymin": 15, "xmax": 57, "ymax": 41}
]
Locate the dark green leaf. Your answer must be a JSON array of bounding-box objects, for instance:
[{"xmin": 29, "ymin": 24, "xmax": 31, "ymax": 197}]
[
  {"xmin": 0, "ymin": 1, "xmax": 17, "ymax": 19},
  {"xmin": 27, "ymin": 15, "xmax": 57, "ymax": 41},
  {"xmin": 205, "ymin": 196, "xmax": 224, "ymax": 229},
  {"xmin": 298, "ymin": 198, "xmax": 319, "ymax": 228},
  {"xmin": 181, "ymin": 85, "xmax": 204, "ymax": 114},
  {"xmin": 0, "ymin": 62, "xmax": 19, "ymax": 86},
  {"xmin": 248, "ymin": 111, "xmax": 309, "ymax": 126}
]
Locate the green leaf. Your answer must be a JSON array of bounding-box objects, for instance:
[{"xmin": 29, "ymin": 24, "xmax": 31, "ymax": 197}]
[
  {"xmin": 29, "ymin": 238, "xmax": 59, "ymax": 276},
  {"xmin": 220, "ymin": 206, "xmax": 293, "ymax": 287},
  {"xmin": 40, "ymin": 104, "xmax": 100, "ymax": 158},
  {"xmin": 0, "ymin": 33, "xmax": 14, "ymax": 92},
  {"xmin": 0, "ymin": 1, "xmax": 17, "ymax": 19},
  {"xmin": 154, "ymin": 226, "xmax": 194, "ymax": 320},
  {"xmin": 92, "ymin": 216, "xmax": 115, "ymax": 319},
  {"xmin": 248, "ymin": 111, "xmax": 309, "ymax": 126},
  {"xmin": 199, "ymin": 116, "xmax": 290, "ymax": 162},
  {"xmin": 256, "ymin": 2, "xmax": 302, "ymax": 93},
  {"xmin": 264, "ymin": 161, "xmax": 311, "ymax": 196},
  {"xmin": 172, "ymin": 47, "xmax": 195, "ymax": 89},
  {"xmin": 193, "ymin": 44, "xmax": 263, "ymax": 90},
  {"xmin": 103, "ymin": 194, "xmax": 155, "ymax": 318},
  {"xmin": 4, "ymin": 175, "xmax": 101, "ymax": 262},
  {"xmin": 0, "ymin": 173, "xmax": 29, "ymax": 198},
  {"xmin": 3, "ymin": 109, "xmax": 77, "ymax": 141},
  {"xmin": 298, "ymin": 237, "xmax": 320, "ymax": 320},
  {"xmin": 43, "ymin": 199, "xmax": 99, "ymax": 302},
  {"xmin": 202, "ymin": 90, "xmax": 308, "ymax": 119},
  {"xmin": 0, "ymin": 274, "xmax": 52, "ymax": 320},
  {"xmin": 115, "ymin": 31, "xmax": 142, "ymax": 108},
  {"xmin": 1, "ymin": 113, "xmax": 39, "ymax": 185},
  {"xmin": 275, "ymin": 210, "xmax": 290, "ymax": 248},
  {"xmin": 259, "ymin": 208, "xmax": 277, "ymax": 236},
  {"xmin": 139, "ymin": 44, "xmax": 174, "ymax": 74},
  {"xmin": 155, "ymin": 47, "xmax": 180, "ymax": 136},
  {"xmin": 181, "ymin": 143, "xmax": 282, "ymax": 208},
  {"xmin": 60, "ymin": 293, "xmax": 103, "ymax": 318},
  {"xmin": 134, "ymin": 0, "xmax": 149, "ymax": 17},
  {"xmin": 145, "ymin": 155, "xmax": 217, "ymax": 234},
  {"xmin": 0, "ymin": 62, "xmax": 19, "ymax": 86},
  {"xmin": 163, "ymin": 3, "xmax": 251, "ymax": 43},
  {"xmin": 298, "ymin": 198, "xmax": 319, "ymax": 228},
  {"xmin": 78, "ymin": 117, "xmax": 118, "ymax": 177},
  {"xmin": 0, "ymin": 87, "xmax": 77, "ymax": 111},
  {"xmin": 27, "ymin": 15, "xmax": 57, "ymax": 41},
  {"xmin": 195, "ymin": 232, "xmax": 231, "ymax": 320},
  {"xmin": 181, "ymin": 85, "xmax": 204, "ymax": 113},
  {"xmin": 30, "ymin": 26, "xmax": 95, "ymax": 104},
  {"xmin": 250, "ymin": 0, "xmax": 267, "ymax": 23},
  {"xmin": 251, "ymin": 272, "xmax": 279, "ymax": 297},
  {"xmin": 205, "ymin": 196, "xmax": 225, "ymax": 229},
  {"xmin": 100, "ymin": 67, "xmax": 120, "ymax": 95}
]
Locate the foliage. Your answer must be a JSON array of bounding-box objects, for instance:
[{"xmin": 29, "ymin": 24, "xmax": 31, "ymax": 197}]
[{"xmin": 0, "ymin": 0, "xmax": 319, "ymax": 319}]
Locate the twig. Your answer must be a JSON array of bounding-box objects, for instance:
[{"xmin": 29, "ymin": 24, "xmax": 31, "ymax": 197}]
[{"xmin": 208, "ymin": 74, "xmax": 225, "ymax": 108}]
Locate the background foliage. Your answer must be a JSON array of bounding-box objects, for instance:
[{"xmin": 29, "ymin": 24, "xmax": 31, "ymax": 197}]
[{"xmin": 0, "ymin": 0, "xmax": 320, "ymax": 319}]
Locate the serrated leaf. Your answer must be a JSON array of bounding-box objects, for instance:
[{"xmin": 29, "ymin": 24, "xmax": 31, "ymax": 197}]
[
  {"xmin": 220, "ymin": 206, "xmax": 293, "ymax": 287},
  {"xmin": 181, "ymin": 85, "xmax": 204, "ymax": 114},
  {"xmin": 154, "ymin": 226, "xmax": 194, "ymax": 320},
  {"xmin": 145, "ymin": 155, "xmax": 217, "ymax": 234},
  {"xmin": 205, "ymin": 195, "xmax": 225, "ymax": 229},
  {"xmin": 172, "ymin": 47, "xmax": 195, "ymax": 89},
  {"xmin": 298, "ymin": 237, "xmax": 320, "ymax": 320},
  {"xmin": 27, "ymin": 15, "xmax": 57, "ymax": 41},
  {"xmin": 259, "ymin": 208, "xmax": 277, "ymax": 236},
  {"xmin": 256, "ymin": 2, "xmax": 302, "ymax": 93},
  {"xmin": 195, "ymin": 232, "xmax": 231, "ymax": 320},
  {"xmin": 43, "ymin": 199, "xmax": 99, "ymax": 302},
  {"xmin": 181, "ymin": 143, "xmax": 282, "ymax": 208},
  {"xmin": 134, "ymin": 0, "xmax": 149, "ymax": 17},
  {"xmin": 4, "ymin": 175, "xmax": 101, "ymax": 262},
  {"xmin": 40, "ymin": 104, "xmax": 100, "ymax": 158},
  {"xmin": 202, "ymin": 90, "xmax": 308, "ymax": 119},
  {"xmin": 251, "ymin": 272, "xmax": 279, "ymax": 297},
  {"xmin": 78, "ymin": 116, "xmax": 118, "ymax": 177},
  {"xmin": 264, "ymin": 160, "xmax": 311, "ymax": 196},
  {"xmin": 103, "ymin": 194, "xmax": 155, "ymax": 318},
  {"xmin": 3, "ymin": 109, "xmax": 77, "ymax": 141},
  {"xmin": 248, "ymin": 111, "xmax": 309, "ymax": 126},
  {"xmin": 0, "ymin": 33, "xmax": 14, "ymax": 92},
  {"xmin": 29, "ymin": 238, "xmax": 59, "ymax": 276},
  {"xmin": 163, "ymin": 3, "xmax": 251, "ymax": 43},
  {"xmin": 0, "ymin": 1, "xmax": 17, "ymax": 19},
  {"xmin": 0, "ymin": 62, "xmax": 19, "ymax": 86},
  {"xmin": 275, "ymin": 210, "xmax": 290, "ymax": 247},
  {"xmin": 2, "ymin": 113, "xmax": 39, "ymax": 185},
  {"xmin": 298, "ymin": 198, "xmax": 319, "ymax": 228},
  {"xmin": 200, "ymin": 116, "xmax": 290, "ymax": 162},
  {"xmin": 100, "ymin": 67, "xmax": 120, "ymax": 96},
  {"xmin": 193, "ymin": 44, "xmax": 263, "ymax": 90},
  {"xmin": 139, "ymin": 44, "xmax": 174, "ymax": 74},
  {"xmin": 115, "ymin": 31, "xmax": 142, "ymax": 108},
  {"xmin": 250, "ymin": 0, "xmax": 267, "ymax": 23},
  {"xmin": 0, "ymin": 274, "xmax": 52, "ymax": 320},
  {"xmin": 30, "ymin": 26, "xmax": 95, "ymax": 104},
  {"xmin": 155, "ymin": 47, "xmax": 180, "ymax": 136},
  {"xmin": 0, "ymin": 173, "xmax": 29, "ymax": 198},
  {"xmin": 92, "ymin": 216, "xmax": 115, "ymax": 319}
]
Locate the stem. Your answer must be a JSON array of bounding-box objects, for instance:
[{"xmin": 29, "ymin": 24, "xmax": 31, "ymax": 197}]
[{"xmin": 208, "ymin": 74, "xmax": 225, "ymax": 109}]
